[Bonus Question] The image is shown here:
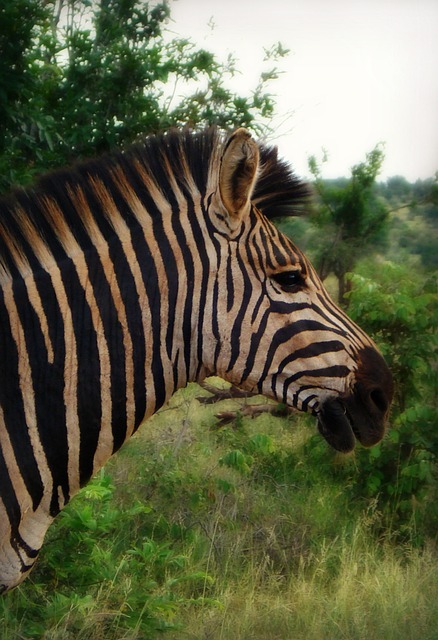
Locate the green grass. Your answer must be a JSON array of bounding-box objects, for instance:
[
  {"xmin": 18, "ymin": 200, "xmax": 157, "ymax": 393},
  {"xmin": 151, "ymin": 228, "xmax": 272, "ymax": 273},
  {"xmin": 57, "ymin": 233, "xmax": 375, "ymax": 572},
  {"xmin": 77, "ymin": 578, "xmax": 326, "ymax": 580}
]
[{"xmin": 1, "ymin": 383, "xmax": 437, "ymax": 639}]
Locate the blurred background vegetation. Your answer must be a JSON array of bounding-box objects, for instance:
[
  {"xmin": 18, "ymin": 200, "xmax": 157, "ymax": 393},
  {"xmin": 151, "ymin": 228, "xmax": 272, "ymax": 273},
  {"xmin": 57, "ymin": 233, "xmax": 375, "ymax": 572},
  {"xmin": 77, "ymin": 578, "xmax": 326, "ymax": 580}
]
[{"xmin": 1, "ymin": 1, "xmax": 437, "ymax": 638}]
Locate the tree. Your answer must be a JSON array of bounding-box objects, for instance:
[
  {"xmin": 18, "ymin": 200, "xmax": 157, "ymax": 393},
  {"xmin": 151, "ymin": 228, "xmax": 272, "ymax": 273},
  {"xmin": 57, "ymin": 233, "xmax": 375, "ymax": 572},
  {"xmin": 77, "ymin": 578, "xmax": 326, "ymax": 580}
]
[
  {"xmin": 0, "ymin": 0, "xmax": 284, "ymax": 193},
  {"xmin": 308, "ymin": 145, "xmax": 389, "ymax": 302},
  {"xmin": 382, "ymin": 175, "xmax": 411, "ymax": 202}
]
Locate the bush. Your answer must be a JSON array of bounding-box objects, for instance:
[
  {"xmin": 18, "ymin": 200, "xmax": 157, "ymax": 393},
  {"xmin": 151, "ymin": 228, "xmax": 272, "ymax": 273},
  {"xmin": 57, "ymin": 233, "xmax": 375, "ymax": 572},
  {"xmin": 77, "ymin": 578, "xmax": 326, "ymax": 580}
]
[{"xmin": 344, "ymin": 262, "xmax": 438, "ymax": 535}]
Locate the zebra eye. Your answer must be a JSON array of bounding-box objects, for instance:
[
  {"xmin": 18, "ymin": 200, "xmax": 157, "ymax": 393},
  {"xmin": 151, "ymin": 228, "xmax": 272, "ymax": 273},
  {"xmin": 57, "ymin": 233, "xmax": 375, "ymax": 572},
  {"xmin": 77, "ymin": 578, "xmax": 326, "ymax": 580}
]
[{"xmin": 271, "ymin": 270, "xmax": 303, "ymax": 291}]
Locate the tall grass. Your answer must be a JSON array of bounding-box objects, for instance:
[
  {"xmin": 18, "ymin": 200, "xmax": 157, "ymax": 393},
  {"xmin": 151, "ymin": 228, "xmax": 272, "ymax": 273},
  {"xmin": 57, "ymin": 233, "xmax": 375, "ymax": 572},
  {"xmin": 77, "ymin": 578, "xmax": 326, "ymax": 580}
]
[{"xmin": 175, "ymin": 526, "xmax": 438, "ymax": 640}]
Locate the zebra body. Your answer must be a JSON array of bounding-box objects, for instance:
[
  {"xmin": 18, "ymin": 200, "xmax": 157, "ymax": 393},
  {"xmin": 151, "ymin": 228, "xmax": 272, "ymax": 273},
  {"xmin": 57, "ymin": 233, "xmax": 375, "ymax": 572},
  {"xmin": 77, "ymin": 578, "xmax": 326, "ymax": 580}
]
[{"xmin": 0, "ymin": 128, "xmax": 393, "ymax": 592}]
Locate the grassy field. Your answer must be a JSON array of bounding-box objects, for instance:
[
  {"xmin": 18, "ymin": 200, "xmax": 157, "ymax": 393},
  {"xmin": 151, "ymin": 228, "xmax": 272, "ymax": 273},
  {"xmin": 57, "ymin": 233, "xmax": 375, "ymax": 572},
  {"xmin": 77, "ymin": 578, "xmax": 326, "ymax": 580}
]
[{"xmin": 1, "ymin": 382, "xmax": 437, "ymax": 639}]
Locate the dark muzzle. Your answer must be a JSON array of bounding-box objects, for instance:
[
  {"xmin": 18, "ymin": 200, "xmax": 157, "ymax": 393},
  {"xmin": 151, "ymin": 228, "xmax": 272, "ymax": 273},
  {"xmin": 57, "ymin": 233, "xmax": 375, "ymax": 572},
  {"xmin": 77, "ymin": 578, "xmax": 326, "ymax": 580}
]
[{"xmin": 317, "ymin": 346, "xmax": 394, "ymax": 453}]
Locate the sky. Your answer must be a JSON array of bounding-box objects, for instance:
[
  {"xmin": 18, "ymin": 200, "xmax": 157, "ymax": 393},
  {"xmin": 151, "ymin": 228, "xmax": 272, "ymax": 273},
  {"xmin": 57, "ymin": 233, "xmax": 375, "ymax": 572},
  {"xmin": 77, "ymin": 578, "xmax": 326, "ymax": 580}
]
[{"xmin": 168, "ymin": 0, "xmax": 438, "ymax": 181}]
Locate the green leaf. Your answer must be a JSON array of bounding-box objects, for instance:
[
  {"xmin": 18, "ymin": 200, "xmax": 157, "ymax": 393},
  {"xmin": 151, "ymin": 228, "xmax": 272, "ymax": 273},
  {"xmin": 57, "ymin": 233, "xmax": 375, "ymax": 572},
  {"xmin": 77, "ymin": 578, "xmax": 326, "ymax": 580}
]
[{"xmin": 220, "ymin": 449, "xmax": 253, "ymax": 474}]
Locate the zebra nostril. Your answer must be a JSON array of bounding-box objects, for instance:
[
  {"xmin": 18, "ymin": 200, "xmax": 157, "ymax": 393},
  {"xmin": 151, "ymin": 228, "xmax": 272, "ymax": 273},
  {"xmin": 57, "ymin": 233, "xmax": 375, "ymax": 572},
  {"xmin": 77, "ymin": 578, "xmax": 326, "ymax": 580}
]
[{"xmin": 369, "ymin": 388, "xmax": 389, "ymax": 414}]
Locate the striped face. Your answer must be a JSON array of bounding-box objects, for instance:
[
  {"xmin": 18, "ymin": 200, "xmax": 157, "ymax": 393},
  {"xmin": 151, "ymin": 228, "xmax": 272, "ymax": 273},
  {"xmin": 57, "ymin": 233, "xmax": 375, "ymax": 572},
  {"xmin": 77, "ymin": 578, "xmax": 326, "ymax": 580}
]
[{"xmin": 204, "ymin": 129, "xmax": 393, "ymax": 454}]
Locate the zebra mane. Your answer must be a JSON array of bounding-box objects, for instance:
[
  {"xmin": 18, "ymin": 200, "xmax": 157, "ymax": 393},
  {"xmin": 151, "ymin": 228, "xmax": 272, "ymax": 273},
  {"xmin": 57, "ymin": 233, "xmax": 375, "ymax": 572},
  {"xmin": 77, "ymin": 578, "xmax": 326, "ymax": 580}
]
[
  {"xmin": 0, "ymin": 127, "xmax": 309, "ymax": 281},
  {"xmin": 255, "ymin": 141, "xmax": 310, "ymax": 217}
]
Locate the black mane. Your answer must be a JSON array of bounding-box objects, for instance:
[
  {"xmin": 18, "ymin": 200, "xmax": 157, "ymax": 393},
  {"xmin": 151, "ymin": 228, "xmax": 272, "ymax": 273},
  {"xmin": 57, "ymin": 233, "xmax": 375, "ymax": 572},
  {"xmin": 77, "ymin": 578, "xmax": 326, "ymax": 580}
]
[
  {"xmin": 0, "ymin": 127, "xmax": 310, "ymax": 280},
  {"xmin": 3, "ymin": 127, "xmax": 309, "ymax": 217},
  {"xmin": 255, "ymin": 141, "xmax": 310, "ymax": 217}
]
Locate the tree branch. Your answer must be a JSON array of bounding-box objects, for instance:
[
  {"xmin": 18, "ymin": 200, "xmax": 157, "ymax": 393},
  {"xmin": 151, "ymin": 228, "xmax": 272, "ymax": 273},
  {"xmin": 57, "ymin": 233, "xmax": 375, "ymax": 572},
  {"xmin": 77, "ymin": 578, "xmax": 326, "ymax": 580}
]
[
  {"xmin": 197, "ymin": 381, "xmax": 257, "ymax": 404},
  {"xmin": 196, "ymin": 381, "xmax": 295, "ymax": 428}
]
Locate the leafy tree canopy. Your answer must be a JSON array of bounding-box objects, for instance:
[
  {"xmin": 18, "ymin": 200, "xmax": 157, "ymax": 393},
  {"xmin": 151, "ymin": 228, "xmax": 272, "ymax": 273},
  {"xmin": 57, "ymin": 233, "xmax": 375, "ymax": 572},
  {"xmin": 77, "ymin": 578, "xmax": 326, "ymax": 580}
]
[
  {"xmin": 308, "ymin": 145, "xmax": 389, "ymax": 301},
  {"xmin": 0, "ymin": 0, "xmax": 285, "ymax": 193}
]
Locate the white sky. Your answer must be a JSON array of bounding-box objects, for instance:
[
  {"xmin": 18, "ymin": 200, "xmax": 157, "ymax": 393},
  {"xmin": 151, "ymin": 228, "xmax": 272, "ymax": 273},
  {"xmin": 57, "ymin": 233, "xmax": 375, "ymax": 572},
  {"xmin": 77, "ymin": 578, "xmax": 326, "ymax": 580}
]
[{"xmin": 169, "ymin": 0, "xmax": 438, "ymax": 181}]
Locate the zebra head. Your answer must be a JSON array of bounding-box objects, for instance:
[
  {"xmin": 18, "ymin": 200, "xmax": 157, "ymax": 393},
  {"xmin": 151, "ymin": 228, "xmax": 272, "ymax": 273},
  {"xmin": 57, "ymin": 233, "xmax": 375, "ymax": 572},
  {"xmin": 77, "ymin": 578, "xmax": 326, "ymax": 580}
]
[
  {"xmin": 202, "ymin": 128, "xmax": 393, "ymax": 452},
  {"xmin": 0, "ymin": 126, "xmax": 393, "ymax": 593}
]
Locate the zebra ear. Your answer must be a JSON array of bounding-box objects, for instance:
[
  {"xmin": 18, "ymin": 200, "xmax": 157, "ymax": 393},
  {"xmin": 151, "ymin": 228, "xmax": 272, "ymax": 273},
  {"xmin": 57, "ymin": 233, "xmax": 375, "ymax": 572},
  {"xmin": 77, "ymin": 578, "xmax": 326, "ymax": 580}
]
[{"xmin": 218, "ymin": 128, "xmax": 259, "ymax": 227}]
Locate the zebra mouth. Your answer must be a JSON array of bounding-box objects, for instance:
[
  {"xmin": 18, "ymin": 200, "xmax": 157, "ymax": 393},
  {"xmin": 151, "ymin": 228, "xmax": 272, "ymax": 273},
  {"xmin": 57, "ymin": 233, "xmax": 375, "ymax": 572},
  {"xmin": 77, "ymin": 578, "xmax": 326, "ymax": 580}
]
[{"xmin": 316, "ymin": 398, "xmax": 358, "ymax": 453}]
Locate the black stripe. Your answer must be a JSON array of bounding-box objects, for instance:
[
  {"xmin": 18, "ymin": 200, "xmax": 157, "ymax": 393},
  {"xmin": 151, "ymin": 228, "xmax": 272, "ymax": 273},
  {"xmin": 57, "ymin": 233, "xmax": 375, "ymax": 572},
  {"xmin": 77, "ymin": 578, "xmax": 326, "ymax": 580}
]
[
  {"xmin": 34, "ymin": 268, "xmax": 70, "ymax": 507},
  {"xmin": 193, "ymin": 200, "xmax": 213, "ymax": 378},
  {"xmin": 259, "ymin": 227, "xmax": 276, "ymax": 271},
  {"xmin": 60, "ymin": 256, "xmax": 102, "ymax": 487},
  {"xmin": 151, "ymin": 211, "xmax": 179, "ymax": 364},
  {"xmin": 225, "ymin": 241, "xmax": 254, "ymax": 373},
  {"xmin": 14, "ymin": 272, "xmax": 69, "ymax": 515},
  {"xmin": 258, "ymin": 320, "xmax": 350, "ymax": 389},
  {"xmin": 282, "ymin": 365, "xmax": 350, "ymax": 404},
  {"xmin": 240, "ymin": 308, "xmax": 270, "ymax": 385},
  {"xmin": 0, "ymin": 440, "xmax": 22, "ymax": 542},
  {"xmin": 212, "ymin": 271, "xmax": 221, "ymax": 369},
  {"xmin": 226, "ymin": 244, "xmax": 234, "ymax": 313},
  {"xmin": 130, "ymin": 224, "xmax": 166, "ymax": 411},
  {"xmin": 276, "ymin": 340, "xmax": 346, "ymax": 375},
  {"xmin": 277, "ymin": 230, "xmax": 298, "ymax": 258},
  {"xmin": 108, "ymin": 235, "xmax": 146, "ymax": 443},
  {"xmin": 108, "ymin": 238, "xmax": 146, "ymax": 453},
  {"xmin": 316, "ymin": 291, "xmax": 366, "ymax": 347},
  {"xmin": 268, "ymin": 300, "xmax": 312, "ymax": 314},
  {"xmin": 0, "ymin": 285, "xmax": 44, "ymax": 510},
  {"xmin": 272, "ymin": 340, "xmax": 346, "ymax": 400},
  {"xmin": 167, "ymin": 198, "xmax": 196, "ymax": 384},
  {"xmin": 249, "ymin": 235, "xmax": 268, "ymax": 324},
  {"xmin": 301, "ymin": 394, "xmax": 318, "ymax": 412}
]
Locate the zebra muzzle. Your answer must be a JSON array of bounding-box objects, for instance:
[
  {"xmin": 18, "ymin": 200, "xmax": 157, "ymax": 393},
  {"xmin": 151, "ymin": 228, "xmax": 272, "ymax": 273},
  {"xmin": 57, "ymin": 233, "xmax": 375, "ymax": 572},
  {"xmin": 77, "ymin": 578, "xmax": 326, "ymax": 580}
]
[
  {"xmin": 317, "ymin": 345, "xmax": 394, "ymax": 453},
  {"xmin": 317, "ymin": 390, "xmax": 389, "ymax": 454},
  {"xmin": 317, "ymin": 398, "xmax": 357, "ymax": 453}
]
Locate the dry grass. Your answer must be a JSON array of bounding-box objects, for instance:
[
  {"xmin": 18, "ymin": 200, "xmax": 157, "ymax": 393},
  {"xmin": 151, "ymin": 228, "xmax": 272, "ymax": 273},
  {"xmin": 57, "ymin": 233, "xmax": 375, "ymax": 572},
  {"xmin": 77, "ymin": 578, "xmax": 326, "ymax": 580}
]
[{"xmin": 172, "ymin": 529, "xmax": 438, "ymax": 640}]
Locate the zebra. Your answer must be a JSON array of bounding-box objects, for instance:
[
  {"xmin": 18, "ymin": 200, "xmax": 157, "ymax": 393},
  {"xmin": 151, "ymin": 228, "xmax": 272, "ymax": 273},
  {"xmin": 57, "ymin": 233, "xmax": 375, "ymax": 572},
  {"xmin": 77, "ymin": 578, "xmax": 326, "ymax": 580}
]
[{"xmin": 0, "ymin": 127, "xmax": 393, "ymax": 593}]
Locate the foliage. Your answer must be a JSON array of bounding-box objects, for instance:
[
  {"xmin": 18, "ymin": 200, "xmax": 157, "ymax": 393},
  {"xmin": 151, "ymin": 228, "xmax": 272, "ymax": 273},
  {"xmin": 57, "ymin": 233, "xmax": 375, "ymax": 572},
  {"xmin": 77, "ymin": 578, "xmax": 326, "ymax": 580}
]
[
  {"xmin": 344, "ymin": 262, "xmax": 438, "ymax": 532},
  {"xmin": 0, "ymin": 0, "xmax": 285, "ymax": 193},
  {"xmin": 0, "ymin": 469, "xmax": 214, "ymax": 638},
  {"xmin": 278, "ymin": 174, "xmax": 438, "ymax": 272},
  {"xmin": 376, "ymin": 175, "xmax": 438, "ymax": 269},
  {"xmin": 308, "ymin": 145, "xmax": 389, "ymax": 301},
  {"xmin": 377, "ymin": 174, "xmax": 438, "ymax": 209}
]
